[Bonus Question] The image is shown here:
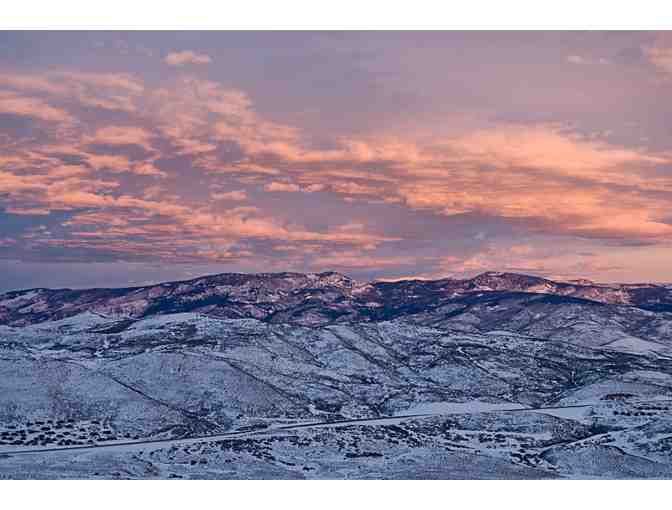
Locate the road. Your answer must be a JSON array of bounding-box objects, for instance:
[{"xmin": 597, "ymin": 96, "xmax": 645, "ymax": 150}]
[{"xmin": 2, "ymin": 399, "xmax": 667, "ymax": 458}]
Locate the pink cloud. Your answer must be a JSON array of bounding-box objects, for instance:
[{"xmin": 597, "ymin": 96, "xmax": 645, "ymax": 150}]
[
  {"xmin": 211, "ymin": 190, "xmax": 248, "ymax": 201},
  {"xmin": 132, "ymin": 162, "xmax": 166, "ymax": 177},
  {"xmin": 86, "ymin": 154, "xmax": 132, "ymax": 172},
  {"xmin": 0, "ymin": 91, "xmax": 73, "ymax": 123},
  {"xmin": 264, "ymin": 181, "xmax": 301, "ymax": 192},
  {"xmin": 164, "ymin": 51, "xmax": 212, "ymax": 66},
  {"xmin": 3, "ymin": 67, "xmax": 672, "ymax": 271},
  {"xmin": 84, "ymin": 126, "xmax": 155, "ymax": 151},
  {"xmin": 0, "ymin": 72, "xmax": 143, "ymax": 112}
]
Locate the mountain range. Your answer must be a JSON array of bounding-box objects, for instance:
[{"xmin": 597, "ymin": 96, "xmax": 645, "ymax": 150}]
[
  {"xmin": 1, "ymin": 271, "xmax": 672, "ymax": 479},
  {"xmin": 3, "ymin": 270, "xmax": 672, "ymax": 327}
]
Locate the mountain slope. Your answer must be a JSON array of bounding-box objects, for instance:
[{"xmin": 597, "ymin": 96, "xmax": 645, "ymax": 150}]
[
  {"xmin": 3, "ymin": 270, "xmax": 672, "ymax": 479},
  {"xmin": 2, "ymin": 271, "xmax": 672, "ymax": 327},
  {"xmin": 2, "ymin": 311, "xmax": 672, "ymax": 479}
]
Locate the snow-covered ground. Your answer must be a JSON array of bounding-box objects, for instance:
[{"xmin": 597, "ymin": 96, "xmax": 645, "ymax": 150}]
[{"xmin": 2, "ymin": 273, "xmax": 672, "ymax": 479}]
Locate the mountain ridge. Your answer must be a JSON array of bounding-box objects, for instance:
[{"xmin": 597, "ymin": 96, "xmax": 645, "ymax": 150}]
[{"xmin": 2, "ymin": 270, "xmax": 672, "ymax": 327}]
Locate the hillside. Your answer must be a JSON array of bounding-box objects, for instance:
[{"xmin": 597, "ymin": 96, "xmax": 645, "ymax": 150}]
[{"xmin": 1, "ymin": 271, "xmax": 672, "ymax": 479}]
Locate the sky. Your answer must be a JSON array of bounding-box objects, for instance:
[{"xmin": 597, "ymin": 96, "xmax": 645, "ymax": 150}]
[{"xmin": 2, "ymin": 31, "xmax": 672, "ymax": 291}]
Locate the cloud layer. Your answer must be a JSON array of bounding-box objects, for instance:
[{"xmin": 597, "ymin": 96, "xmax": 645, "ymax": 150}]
[{"xmin": 3, "ymin": 32, "xmax": 672, "ymax": 287}]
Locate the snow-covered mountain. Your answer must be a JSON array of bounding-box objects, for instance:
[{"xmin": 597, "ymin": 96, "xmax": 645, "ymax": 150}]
[
  {"xmin": 2, "ymin": 270, "xmax": 672, "ymax": 479},
  {"xmin": 2, "ymin": 270, "xmax": 671, "ymax": 327}
]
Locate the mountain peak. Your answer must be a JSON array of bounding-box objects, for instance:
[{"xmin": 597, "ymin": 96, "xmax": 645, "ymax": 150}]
[
  {"xmin": 470, "ymin": 271, "xmax": 550, "ymax": 290},
  {"xmin": 474, "ymin": 271, "xmax": 545, "ymax": 280}
]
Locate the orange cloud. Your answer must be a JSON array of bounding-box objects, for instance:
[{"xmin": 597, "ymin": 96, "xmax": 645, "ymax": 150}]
[
  {"xmin": 3, "ymin": 207, "xmax": 51, "ymax": 215},
  {"xmin": 437, "ymin": 125, "xmax": 668, "ymax": 185},
  {"xmin": 211, "ymin": 190, "xmax": 247, "ymax": 201},
  {"xmin": 83, "ymin": 153, "xmax": 165, "ymax": 177},
  {"xmin": 164, "ymin": 51, "xmax": 212, "ymax": 66},
  {"xmin": 86, "ymin": 154, "xmax": 132, "ymax": 172},
  {"xmin": 84, "ymin": 126, "xmax": 155, "ymax": 150},
  {"xmin": 0, "ymin": 72, "xmax": 143, "ymax": 112},
  {"xmin": 310, "ymin": 251, "xmax": 421, "ymax": 270},
  {"xmin": 264, "ymin": 181, "xmax": 301, "ymax": 192},
  {"xmin": 0, "ymin": 91, "xmax": 73, "ymax": 123},
  {"xmin": 429, "ymin": 243, "xmax": 626, "ymax": 282},
  {"xmin": 3, "ymin": 67, "xmax": 672, "ymax": 270},
  {"xmin": 132, "ymin": 162, "xmax": 166, "ymax": 177}
]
